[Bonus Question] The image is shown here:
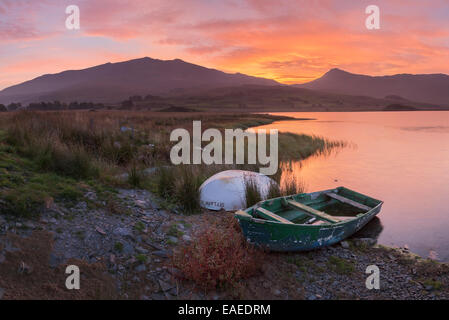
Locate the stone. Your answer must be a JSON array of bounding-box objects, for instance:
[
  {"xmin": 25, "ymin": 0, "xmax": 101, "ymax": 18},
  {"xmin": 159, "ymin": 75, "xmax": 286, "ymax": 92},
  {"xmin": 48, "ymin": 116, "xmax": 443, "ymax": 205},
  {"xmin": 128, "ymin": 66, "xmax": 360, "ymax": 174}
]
[
  {"xmin": 0, "ymin": 287, "xmax": 4, "ymax": 300},
  {"xmin": 182, "ymin": 235, "xmax": 192, "ymax": 242},
  {"xmin": 122, "ymin": 242, "xmax": 134, "ymax": 255},
  {"xmin": 168, "ymin": 236, "xmax": 178, "ymax": 244},
  {"xmin": 95, "ymin": 226, "xmax": 106, "ymax": 235},
  {"xmin": 113, "ymin": 227, "xmax": 133, "ymax": 238},
  {"xmin": 136, "ymin": 246, "xmax": 148, "ymax": 254},
  {"xmin": 85, "ymin": 192, "xmax": 97, "ymax": 201},
  {"xmin": 24, "ymin": 222, "xmax": 35, "ymax": 229},
  {"xmin": 147, "ymin": 241, "xmax": 164, "ymax": 251},
  {"xmin": 158, "ymin": 279, "xmax": 174, "ymax": 292},
  {"xmin": 135, "ymin": 200, "xmax": 147, "ymax": 208},
  {"xmin": 272, "ymin": 289, "xmax": 281, "ymax": 296},
  {"xmin": 340, "ymin": 241, "xmax": 350, "ymax": 249},
  {"xmin": 169, "ymin": 288, "xmax": 178, "ymax": 296},
  {"xmin": 152, "ymin": 250, "xmax": 171, "ymax": 258},
  {"xmin": 135, "ymin": 264, "xmax": 147, "ymax": 273}
]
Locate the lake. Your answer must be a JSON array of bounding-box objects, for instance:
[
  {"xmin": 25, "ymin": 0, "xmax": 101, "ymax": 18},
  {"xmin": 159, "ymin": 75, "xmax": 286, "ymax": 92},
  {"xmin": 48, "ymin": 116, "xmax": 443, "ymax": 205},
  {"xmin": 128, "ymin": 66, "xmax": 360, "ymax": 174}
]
[{"xmin": 253, "ymin": 111, "xmax": 449, "ymax": 261}]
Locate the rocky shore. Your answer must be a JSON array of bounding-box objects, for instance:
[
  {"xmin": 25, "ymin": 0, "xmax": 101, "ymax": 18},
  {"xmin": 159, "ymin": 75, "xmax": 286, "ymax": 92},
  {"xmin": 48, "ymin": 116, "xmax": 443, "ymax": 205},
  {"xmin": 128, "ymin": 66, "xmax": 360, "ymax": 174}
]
[{"xmin": 0, "ymin": 188, "xmax": 448, "ymax": 300}]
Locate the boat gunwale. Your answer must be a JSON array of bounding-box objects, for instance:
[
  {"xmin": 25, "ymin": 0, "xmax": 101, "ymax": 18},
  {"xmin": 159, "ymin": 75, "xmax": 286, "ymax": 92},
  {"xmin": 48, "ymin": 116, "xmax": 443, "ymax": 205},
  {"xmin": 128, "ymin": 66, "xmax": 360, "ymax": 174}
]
[{"xmin": 236, "ymin": 186, "xmax": 384, "ymax": 227}]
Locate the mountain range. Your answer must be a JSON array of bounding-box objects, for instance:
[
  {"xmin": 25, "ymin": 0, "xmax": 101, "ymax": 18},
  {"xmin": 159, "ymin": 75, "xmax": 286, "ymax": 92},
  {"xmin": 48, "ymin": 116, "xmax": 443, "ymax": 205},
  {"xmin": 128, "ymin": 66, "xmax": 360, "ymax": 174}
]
[
  {"xmin": 297, "ymin": 68, "xmax": 449, "ymax": 106},
  {"xmin": 0, "ymin": 57, "xmax": 448, "ymax": 109}
]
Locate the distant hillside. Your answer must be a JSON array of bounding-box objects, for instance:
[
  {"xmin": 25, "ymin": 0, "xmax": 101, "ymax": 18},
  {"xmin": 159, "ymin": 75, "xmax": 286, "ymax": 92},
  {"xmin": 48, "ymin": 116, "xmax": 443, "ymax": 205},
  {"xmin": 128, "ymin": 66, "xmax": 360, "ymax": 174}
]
[
  {"xmin": 0, "ymin": 57, "xmax": 279, "ymax": 105},
  {"xmin": 127, "ymin": 85, "xmax": 444, "ymax": 112},
  {"xmin": 296, "ymin": 68, "xmax": 449, "ymax": 106}
]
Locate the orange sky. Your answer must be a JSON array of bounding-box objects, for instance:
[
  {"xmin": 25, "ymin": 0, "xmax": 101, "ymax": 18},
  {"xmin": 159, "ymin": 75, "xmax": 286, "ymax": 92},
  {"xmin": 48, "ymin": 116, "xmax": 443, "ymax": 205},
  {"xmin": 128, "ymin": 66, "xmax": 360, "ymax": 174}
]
[{"xmin": 1, "ymin": 0, "xmax": 449, "ymax": 89}]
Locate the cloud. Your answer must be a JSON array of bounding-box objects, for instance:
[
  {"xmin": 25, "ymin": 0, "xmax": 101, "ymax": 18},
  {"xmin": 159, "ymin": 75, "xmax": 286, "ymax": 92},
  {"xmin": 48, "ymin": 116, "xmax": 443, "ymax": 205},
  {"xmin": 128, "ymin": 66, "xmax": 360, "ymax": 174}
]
[{"xmin": 1, "ymin": 0, "xmax": 449, "ymax": 88}]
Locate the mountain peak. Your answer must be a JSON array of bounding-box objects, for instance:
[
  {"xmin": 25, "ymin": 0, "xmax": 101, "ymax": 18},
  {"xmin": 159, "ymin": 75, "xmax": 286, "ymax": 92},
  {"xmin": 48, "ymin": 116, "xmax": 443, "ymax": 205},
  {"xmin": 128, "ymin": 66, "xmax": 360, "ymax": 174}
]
[
  {"xmin": 324, "ymin": 68, "xmax": 350, "ymax": 76},
  {"xmin": 0, "ymin": 57, "xmax": 279, "ymax": 104},
  {"xmin": 299, "ymin": 68, "xmax": 449, "ymax": 105}
]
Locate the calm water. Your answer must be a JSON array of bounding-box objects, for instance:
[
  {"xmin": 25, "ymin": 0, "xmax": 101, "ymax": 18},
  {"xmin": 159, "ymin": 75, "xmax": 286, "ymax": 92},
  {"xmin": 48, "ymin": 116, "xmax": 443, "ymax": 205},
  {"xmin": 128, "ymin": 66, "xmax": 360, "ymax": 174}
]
[{"xmin": 253, "ymin": 111, "xmax": 449, "ymax": 261}]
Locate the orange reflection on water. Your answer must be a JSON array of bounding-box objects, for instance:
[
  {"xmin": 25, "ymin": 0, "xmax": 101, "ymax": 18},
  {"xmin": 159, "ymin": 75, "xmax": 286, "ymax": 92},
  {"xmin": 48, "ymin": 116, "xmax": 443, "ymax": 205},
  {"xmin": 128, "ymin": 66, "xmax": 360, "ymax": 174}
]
[{"xmin": 252, "ymin": 111, "xmax": 449, "ymax": 261}]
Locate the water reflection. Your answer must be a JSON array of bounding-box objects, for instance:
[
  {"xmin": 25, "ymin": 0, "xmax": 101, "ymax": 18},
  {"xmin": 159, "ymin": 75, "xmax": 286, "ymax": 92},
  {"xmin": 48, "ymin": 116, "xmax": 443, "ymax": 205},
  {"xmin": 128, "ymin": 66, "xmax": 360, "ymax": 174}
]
[
  {"xmin": 253, "ymin": 111, "xmax": 449, "ymax": 261},
  {"xmin": 350, "ymin": 217, "xmax": 384, "ymax": 241}
]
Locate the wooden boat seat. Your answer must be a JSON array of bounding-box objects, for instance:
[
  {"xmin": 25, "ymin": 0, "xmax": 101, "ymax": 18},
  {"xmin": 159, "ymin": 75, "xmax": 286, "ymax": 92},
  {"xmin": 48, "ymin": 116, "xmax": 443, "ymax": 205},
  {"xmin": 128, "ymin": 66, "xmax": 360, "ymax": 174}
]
[
  {"xmin": 256, "ymin": 207, "xmax": 294, "ymax": 224},
  {"xmin": 326, "ymin": 192, "xmax": 372, "ymax": 211},
  {"xmin": 235, "ymin": 210, "xmax": 252, "ymax": 218},
  {"xmin": 287, "ymin": 200, "xmax": 341, "ymax": 224}
]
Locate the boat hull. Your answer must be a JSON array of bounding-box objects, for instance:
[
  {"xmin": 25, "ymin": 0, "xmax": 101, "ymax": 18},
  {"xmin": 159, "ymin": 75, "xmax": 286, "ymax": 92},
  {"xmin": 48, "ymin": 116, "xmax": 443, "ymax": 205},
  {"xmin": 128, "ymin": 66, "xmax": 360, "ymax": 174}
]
[{"xmin": 236, "ymin": 187, "xmax": 383, "ymax": 251}]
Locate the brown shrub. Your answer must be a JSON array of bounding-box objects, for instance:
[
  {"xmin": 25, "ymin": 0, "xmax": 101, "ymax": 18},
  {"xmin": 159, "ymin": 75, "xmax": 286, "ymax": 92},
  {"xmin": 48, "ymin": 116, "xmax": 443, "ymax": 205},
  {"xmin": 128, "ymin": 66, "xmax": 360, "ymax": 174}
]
[{"xmin": 172, "ymin": 217, "xmax": 264, "ymax": 290}]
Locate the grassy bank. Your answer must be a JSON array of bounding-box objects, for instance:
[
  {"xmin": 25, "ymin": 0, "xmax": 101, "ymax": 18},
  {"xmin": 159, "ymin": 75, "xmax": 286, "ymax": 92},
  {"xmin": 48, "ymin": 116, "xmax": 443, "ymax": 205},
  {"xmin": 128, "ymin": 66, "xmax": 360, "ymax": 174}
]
[{"xmin": 0, "ymin": 110, "xmax": 345, "ymax": 216}]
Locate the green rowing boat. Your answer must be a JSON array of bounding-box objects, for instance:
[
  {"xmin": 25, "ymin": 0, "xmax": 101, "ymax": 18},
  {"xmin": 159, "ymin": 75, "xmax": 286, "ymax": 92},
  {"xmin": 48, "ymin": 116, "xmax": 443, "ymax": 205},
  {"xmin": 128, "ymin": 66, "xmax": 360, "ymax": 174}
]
[{"xmin": 234, "ymin": 186, "xmax": 383, "ymax": 251}]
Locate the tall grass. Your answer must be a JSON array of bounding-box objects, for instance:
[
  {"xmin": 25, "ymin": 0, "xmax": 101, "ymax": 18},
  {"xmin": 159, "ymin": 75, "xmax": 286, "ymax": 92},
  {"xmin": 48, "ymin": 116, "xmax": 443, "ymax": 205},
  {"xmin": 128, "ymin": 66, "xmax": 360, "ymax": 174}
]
[{"xmin": 244, "ymin": 176, "xmax": 263, "ymax": 207}]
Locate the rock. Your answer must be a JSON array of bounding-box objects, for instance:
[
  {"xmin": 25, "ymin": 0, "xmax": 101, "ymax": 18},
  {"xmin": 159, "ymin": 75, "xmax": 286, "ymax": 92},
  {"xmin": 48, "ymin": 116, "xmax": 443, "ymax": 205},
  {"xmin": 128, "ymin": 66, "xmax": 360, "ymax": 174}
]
[
  {"xmin": 182, "ymin": 235, "xmax": 192, "ymax": 242},
  {"xmin": 428, "ymin": 250, "xmax": 439, "ymax": 261},
  {"xmin": 85, "ymin": 192, "xmax": 97, "ymax": 201},
  {"xmin": 152, "ymin": 250, "xmax": 171, "ymax": 258},
  {"xmin": 113, "ymin": 227, "xmax": 133, "ymax": 238},
  {"xmin": 308, "ymin": 295, "xmax": 317, "ymax": 300},
  {"xmin": 135, "ymin": 200, "xmax": 147, "ymax": 208},
  {"xmin": 146, "ymin": 242, "xmax": 164, "ymax": 251},
  {"xmin": 0, "ymin": 253, "xmax": 4, "ymax": 263},
  {"xmin": 168, "ymin": 236, "xmax": 178, "ymax": 244},
  {"xmin": 135, "ymin": 264, "xmax": 147, "ymax": 273},
  {"xmin": 140, "ymin": 295, "xmax": 150, "ymax": 300},
  {"xmin": 158, "ymin": 210, "xmax": 169, "ymax": 218},
  {"xmin": 159, "ymin": 279, "xmax": 174, "ymax": 292},
  {"xmin": 263, "ymin": 282, "xmax": 270, "ymax": 289},
  {"xmin": 122, "ymin": 242, "xmax": 135, "ymax": 255},
  {"xmin": 340, "ymin": 241, "xmax": 350, "ymax": 249},
  {"xmin": 16, "ymin": 222, "xmax": 22, "ymax": 228},
  {"xmin": 95, "ymin": 226, "xmax": 106, "ymax": 235},
  {"xmin": 24, "ymin": 222, "xmax": 35, "ymax": 229},
  {"xmin": 272, "ymin": 289, "xmax": 281, "ymax": 296},
  {"xmin": 136, "ymin": 246, "xmax": 148, "ymax": 254},
  {"xmin": 0, "ymin": 287, "xmax": 4, "ymax": 300},
  {"xmin": 169, "ymin": 287, "xmax": 178, "ymax": 296}
]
